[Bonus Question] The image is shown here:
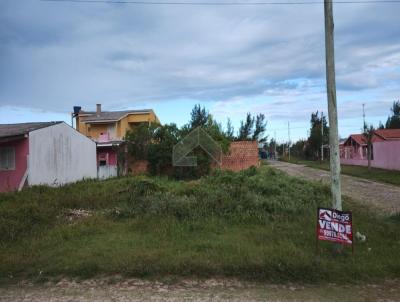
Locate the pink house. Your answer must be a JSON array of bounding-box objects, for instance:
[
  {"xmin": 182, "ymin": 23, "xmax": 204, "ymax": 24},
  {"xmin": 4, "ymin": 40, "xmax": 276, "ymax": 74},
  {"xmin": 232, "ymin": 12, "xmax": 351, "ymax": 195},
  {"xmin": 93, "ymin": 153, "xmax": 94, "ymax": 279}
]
[
  {"xmin": 0, "ymin": 122, "xmax": 97, "ymax": 193},
  {"xmin": 340, "ymin": 129, "xmax": 400, "ymax": 171},
  {"xmin": 0, "ymin": 134, "xmax": 29, "ymax": 192}
]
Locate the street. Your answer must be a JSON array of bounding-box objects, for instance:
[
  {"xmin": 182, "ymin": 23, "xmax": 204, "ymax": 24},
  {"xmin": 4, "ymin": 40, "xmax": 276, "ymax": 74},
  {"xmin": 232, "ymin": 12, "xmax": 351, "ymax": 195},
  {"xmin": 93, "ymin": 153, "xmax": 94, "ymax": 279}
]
[{"xmin": 268, "ymin": 161, "xmax": 400, "ymax": 214}]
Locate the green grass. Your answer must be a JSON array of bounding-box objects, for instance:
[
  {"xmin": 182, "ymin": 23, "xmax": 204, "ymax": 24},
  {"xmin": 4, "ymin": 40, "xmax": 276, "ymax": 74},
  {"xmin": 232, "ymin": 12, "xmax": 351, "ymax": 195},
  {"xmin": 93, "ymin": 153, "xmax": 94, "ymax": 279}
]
[
  {"xmin": 0, "ymin": 166, "xmax": 399, "ymax": 283},
  {"xmin": 280, "ymin": 156, "xmax": 400, "ymax": 186}
]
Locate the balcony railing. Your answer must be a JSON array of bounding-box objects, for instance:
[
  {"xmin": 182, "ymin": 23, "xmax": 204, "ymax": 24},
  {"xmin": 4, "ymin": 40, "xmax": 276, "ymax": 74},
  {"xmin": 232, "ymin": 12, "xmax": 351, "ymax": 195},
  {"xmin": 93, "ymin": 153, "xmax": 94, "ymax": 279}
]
[{"xmin": 98, "ymin": 133, "xmax": 111, "ymax": 143}]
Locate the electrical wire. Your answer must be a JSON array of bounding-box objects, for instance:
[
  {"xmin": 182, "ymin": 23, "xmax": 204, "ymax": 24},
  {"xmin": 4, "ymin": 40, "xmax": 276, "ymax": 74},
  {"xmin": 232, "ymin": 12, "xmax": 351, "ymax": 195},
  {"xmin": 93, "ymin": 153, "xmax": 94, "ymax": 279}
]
[{"xmin": 40, "ymin": 0, "xmax": 400, "ymax": 5}]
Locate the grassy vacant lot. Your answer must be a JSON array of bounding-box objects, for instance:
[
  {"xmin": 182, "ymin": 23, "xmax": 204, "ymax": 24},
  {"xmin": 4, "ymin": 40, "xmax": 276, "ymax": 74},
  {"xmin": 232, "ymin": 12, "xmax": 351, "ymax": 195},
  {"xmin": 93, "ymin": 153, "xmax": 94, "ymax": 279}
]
[
  {"xmin": 281, "ymin": 157, "xmax": 400, "ymax": 186},
  {"xmin": 0, "ymin": 166, "xmax": 399, "ymax": 284}
]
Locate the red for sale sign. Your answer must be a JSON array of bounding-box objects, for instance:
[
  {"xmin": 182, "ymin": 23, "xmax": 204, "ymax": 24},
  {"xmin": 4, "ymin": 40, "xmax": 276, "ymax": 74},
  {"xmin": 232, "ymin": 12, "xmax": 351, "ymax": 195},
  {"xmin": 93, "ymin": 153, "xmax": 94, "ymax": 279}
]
[{"xmin": 317, "ymin": 207, "xmax": 353, "ymax": 245}]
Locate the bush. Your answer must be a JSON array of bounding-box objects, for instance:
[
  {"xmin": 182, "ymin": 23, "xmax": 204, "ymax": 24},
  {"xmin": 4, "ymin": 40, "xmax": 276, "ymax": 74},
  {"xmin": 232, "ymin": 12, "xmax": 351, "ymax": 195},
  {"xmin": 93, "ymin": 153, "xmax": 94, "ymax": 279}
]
[{"xmin": 1, "ymin": 166, "xmax": 399, "ymax": 283}]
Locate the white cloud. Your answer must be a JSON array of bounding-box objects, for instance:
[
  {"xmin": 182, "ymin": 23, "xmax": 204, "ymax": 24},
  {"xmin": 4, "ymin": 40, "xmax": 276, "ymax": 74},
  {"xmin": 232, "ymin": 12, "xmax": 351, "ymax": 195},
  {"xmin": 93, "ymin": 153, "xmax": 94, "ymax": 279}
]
[{"xmin": 0, "ymin": 0, "xmax": 399, "ymax": 138}]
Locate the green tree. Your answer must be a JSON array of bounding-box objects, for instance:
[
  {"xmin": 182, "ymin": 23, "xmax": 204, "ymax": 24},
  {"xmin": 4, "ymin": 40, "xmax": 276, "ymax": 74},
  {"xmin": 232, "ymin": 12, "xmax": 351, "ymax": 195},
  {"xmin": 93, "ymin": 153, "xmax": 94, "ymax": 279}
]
[
  {"xmin": 125, "ymin": 123, "xmax": 158, "ymax": 160},
  {"xmin": 126, "ymin": 123, "xmax": 181, "ymax": 176},
  {"xmin": 291, "ymin": 139, "xmax": 307, "ymax": 158},
  {"xmin": 225, "ymin": 118, "xmax": 235, "ymax": 140},
  {"xmin": 385, "ymin": 100, "xmax": 400, "ymax": 129},
  {"xmin": 126, "ymin": 105, "xmax": 231, "ymax": 179},
  {"xmin": 178, "ymin": 105, "xmax": 230, "ymax": 179},
  {"xmin": 183, "ymin": 106, "xmax": 230, "ymax": 153},
  {"xmin": 307, "ymin": 111, "xmax": 329, "ymax": 160},
  {"xmin": 148, "ymin": 124, "xmax": 180, "ymax": 175},
  {"xmin": 237, "ymin": 113, "xmax": 254, "ymax": 140},
  {"xmin": 237, "ymin": 113, "xmax": 267, "ymax": 142},
  {"xmin": 252, "ymin": 113, "xmax": 268, "ymax": 142},
  {"xmin": 189, "ymin": 104, "xmax": 209, "ymax": 129}
]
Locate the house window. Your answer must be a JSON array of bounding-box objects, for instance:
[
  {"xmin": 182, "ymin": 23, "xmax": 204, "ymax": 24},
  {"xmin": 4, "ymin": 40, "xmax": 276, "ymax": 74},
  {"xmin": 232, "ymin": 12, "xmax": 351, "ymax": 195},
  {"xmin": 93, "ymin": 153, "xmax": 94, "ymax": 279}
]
[
  {"xmin": 0, "ymin": 147, "xmax": 16, "ymax": 171},
  {"xmin": 99, "ymin": 160, "xmax": 107, "ymax": 166},
  {"xmin": 362, "ymin": 147, "xmax": 368, "ymax": 158}
]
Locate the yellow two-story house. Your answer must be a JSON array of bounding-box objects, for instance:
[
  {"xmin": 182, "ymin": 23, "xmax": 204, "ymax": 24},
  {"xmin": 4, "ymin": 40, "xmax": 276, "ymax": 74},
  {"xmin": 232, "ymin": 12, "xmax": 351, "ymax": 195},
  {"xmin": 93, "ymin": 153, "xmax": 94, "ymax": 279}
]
[
  {"xmin": 73, "ymin": 104, "xmax": 159, "ymax": 177},
  {"xmin": 75, "ymin": 104, "xmax": 159, "ymax": 142}
]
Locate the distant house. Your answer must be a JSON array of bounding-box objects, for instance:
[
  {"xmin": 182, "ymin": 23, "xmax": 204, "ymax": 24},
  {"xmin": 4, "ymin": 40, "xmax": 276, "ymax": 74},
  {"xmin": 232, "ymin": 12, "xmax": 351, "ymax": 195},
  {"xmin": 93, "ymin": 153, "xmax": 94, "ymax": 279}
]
[
  {"xmin": 0, "ymin": 122, "xmax": 97, "ymax": 193},
  {"xmin": 73, "ymin": 104, "xmax": 159, "ymax": 178},
  {"xmin": 340, "ymin": 129, "xmax": 400, "ymax": 171}
]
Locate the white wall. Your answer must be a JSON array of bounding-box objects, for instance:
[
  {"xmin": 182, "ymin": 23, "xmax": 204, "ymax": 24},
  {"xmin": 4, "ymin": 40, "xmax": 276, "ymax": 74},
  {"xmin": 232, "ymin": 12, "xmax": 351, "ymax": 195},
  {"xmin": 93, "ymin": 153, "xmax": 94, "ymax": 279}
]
[
  {"xmin": 28, "ymin": 122, "xmax": 97, "ymax": 186},
  {"xmin": 98, "ymin": 165, "xmax": 118, "ymax": 179}
]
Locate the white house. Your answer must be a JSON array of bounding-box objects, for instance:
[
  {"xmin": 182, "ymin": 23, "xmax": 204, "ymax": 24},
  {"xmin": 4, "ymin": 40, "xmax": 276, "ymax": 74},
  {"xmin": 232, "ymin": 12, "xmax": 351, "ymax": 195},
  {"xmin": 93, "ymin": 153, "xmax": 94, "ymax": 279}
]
[{"xmin": 0, "ymin": 122, "xmax": 97, "ymax": 192}]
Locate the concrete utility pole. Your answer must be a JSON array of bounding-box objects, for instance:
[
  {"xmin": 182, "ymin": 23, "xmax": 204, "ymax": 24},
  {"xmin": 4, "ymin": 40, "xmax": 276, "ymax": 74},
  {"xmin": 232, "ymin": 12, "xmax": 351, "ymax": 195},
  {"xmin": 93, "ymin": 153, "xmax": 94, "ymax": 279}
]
[
  {"xmin": 274, "ymin": 130, "xmax": 277, "ymax": 160},
  {"xmin": 324, "ymin": 0, "xmax": 342, "ymax": 211},
  {"xmin": 321, "ymin": 111, "xmax": 324, "ymax": 161}
]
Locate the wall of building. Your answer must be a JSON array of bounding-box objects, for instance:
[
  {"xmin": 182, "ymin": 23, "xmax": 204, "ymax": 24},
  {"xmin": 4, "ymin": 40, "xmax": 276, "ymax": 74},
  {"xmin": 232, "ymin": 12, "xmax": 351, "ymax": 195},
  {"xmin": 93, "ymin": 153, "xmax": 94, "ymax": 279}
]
[
  {"xmin": 28, "ymin": 122, "xmax": 97, "ymax": 186},
  {"xmin": 98, "ymin": 165, "xmax": 118, "ymax": 179},
  {"xmin": 117, "ymin": 113, "xmax": 158, "ymax": 138},
  {"xmin": 126, "ymin": 113, "xmax": 155, "ymax": 123},
  {"xmin": 373, "ymin": 140, "xmax": 400, "ymax": 170},
  {"xmin": 220, "ymin": 141, "xmax": 260, "ymax": 171},
  {"xmin": 121, "ymin": 141, "xmax": 259, "ymax": 175},
  {"xmin": 0, "ymin": 138, "xmax": 29, "ymax": 192},
  {"xmin": 96, "ymin": 147, "xmax": 119, "ymax": 179},
  {"xmin": 77, "ymin": 112, "xmax": 158, "ymax": 140},
  {"xmin": 340, "ymin": 158, "xmax": 369, "ymax": 167},
  {"xmin": 340, "ymin": 140, "xmax": 400, "ymax": 171},
  {"xmin": 87, "ymin": 123, "xmax": 113, "ymax": 140},
  {"xmin": 97, "ymin": 147, "xmax": 117, "ymax": 166},
  {"xmin": 129, "ymin": 160, "xmax": 149, "ymax": 175},
  {"xmin": 76, "ymin": 117, "xmax": 89, "ymax": 136}
]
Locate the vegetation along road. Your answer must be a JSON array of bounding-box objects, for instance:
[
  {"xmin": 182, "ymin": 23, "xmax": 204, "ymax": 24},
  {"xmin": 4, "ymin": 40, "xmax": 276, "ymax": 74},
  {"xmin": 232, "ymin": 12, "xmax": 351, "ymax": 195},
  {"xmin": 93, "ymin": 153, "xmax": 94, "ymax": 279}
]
[
  {"xmin": 268, "ymin": 160, "xmax": 400, "ymax": 214},
  {"xmin": 1, "ymin": 166, "xmax": 399, "ymax": 301}
]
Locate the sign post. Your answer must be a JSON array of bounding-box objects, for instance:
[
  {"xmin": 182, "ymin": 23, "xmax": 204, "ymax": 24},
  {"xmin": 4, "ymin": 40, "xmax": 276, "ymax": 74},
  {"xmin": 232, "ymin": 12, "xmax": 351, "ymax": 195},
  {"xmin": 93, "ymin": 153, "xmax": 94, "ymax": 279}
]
[{"xmin": 316, "ymin": 207, "xmax": 353, "ymax": 254}]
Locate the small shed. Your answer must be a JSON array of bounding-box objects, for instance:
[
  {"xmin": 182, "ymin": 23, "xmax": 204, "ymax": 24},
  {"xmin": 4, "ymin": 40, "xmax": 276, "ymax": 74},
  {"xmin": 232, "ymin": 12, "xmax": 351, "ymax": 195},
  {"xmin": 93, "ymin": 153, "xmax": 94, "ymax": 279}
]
[{"xmin": 0, "ymin": 122, "xmax": 97, "ymax": 192}]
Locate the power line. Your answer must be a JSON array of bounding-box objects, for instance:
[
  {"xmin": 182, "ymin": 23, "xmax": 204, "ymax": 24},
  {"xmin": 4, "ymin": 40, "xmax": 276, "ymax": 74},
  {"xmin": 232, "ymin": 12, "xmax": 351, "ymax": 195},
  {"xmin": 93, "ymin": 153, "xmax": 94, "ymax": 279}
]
[
  {"xmin": 268, "ymin": 125, "xmax": 360, "ymax": 131},
  {"xmin": 40, "ymin": 0, "xmax": 400, "ymax": 5}
]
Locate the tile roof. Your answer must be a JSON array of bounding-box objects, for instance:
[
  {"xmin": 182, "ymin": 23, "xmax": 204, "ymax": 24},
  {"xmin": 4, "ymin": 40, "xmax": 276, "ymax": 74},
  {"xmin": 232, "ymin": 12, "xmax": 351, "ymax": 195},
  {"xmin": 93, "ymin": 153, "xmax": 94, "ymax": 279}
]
[
  {"xmin": 81, "ymin": 110, "xmax": 153, "ymax": 123},
  {"xmin": 343, "ymin": 128, "xmax": 400, "ymax": 146},
  {"xmin": 0, "ymin": 122, "xmax": 62, "ymax": 139},
  {"xmin": 349, "ymin": 134, "xmax": 367, "ymax": 146},
  {"xmin": 374, "ymin": 129, "xmax": 400, "ymax": 140}
]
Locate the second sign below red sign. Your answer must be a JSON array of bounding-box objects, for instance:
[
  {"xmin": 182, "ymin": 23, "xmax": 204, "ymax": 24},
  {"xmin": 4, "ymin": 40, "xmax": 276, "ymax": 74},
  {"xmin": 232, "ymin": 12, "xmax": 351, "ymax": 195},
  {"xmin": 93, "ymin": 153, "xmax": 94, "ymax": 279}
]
[{"xmin": 317, "ymin": 207, "xmax": 353, "ymax": 245}]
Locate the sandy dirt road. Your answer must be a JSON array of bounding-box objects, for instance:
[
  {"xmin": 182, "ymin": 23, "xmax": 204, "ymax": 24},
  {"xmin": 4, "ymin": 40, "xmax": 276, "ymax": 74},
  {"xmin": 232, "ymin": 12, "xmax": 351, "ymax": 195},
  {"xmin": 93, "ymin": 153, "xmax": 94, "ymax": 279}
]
[
  {"xmin": 0, "ymin": 278, "xmax": 399, "ymax": 302},
  {"xmin": 268, "ymin": 161, "xmax": 400, "ymax": 214}
]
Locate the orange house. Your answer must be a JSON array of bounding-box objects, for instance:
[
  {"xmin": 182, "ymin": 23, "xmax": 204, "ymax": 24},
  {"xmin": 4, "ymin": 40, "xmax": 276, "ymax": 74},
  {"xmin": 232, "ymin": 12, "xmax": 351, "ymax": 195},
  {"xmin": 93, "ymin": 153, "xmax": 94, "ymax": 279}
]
[{"xmin": 73, "ymin": 104, "xmax": 159, "ymax": 177}]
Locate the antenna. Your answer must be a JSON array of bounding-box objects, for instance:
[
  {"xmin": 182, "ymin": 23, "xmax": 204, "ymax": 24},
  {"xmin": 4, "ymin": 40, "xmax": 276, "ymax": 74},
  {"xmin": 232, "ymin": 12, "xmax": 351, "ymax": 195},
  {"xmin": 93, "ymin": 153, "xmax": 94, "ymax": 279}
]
[{"xmin": 362, "ymin": 103, "xmax": 366, "ymax": 127}]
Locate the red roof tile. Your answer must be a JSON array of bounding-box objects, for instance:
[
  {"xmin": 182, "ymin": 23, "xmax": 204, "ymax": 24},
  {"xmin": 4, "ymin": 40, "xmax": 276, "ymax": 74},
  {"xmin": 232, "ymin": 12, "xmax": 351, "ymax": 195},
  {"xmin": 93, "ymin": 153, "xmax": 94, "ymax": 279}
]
[
  {"xmin": 374, "ymin": 129, "xmax": 400, "ymax": 140},
  {"xmin": 347, "ymin": 134, "xmax": 366, "ymax": 146},
  {"xmin": 343, "ymin": 129, "xmax": 400, "ymax": 146}
]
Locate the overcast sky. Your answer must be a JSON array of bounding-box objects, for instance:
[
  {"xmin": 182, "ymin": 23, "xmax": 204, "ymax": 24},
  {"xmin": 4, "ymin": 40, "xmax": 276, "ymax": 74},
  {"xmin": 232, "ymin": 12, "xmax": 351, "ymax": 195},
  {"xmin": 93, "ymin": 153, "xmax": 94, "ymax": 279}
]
[{"xmin": 0, "ymin": 0, "xmax": 399, "ymax": 142}]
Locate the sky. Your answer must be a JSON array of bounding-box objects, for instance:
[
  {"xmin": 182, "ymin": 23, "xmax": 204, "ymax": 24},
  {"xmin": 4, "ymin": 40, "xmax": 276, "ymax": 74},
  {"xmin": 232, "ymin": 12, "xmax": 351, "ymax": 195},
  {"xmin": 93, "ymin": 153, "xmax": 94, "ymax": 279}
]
[{"xmin": 0, "ymin": 0, "xmax": 399, "ymax": 143}]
